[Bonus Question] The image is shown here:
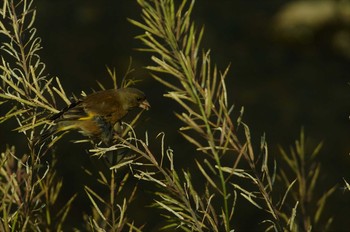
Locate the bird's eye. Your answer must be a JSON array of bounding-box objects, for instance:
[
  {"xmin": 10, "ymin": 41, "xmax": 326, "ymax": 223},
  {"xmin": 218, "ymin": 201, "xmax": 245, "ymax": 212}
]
[{"xmin": 137, "ymin": 97, "xmax": 143, "ymax": 101}]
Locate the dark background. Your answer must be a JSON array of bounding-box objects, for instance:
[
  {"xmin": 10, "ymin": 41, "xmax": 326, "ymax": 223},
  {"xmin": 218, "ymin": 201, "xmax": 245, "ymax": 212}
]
[{"xmin": 1, "ymin": 0, "xmax": 350, "ymax": 230}]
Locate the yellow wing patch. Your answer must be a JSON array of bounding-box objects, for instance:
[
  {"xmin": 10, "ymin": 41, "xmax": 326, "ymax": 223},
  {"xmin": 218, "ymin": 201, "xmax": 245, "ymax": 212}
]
[
  {"xmin": 78, "ymin": 112, "xmax": 95, "ymax": 121},
  {"xmin": 57, "ymin": 124, "xmax": 79, "ymax": 132}
]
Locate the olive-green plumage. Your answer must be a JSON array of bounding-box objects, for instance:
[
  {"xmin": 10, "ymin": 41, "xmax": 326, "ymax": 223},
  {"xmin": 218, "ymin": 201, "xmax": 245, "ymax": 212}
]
[{"xmin": 40, "ymin": 87, "xmax": 150, "ymax": 145}]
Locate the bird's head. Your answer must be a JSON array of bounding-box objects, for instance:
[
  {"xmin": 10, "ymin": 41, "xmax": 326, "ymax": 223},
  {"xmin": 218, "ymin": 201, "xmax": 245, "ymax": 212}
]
[{"xmin": 120, "ymin": 88, "xmax": 150, "ymax": 111}]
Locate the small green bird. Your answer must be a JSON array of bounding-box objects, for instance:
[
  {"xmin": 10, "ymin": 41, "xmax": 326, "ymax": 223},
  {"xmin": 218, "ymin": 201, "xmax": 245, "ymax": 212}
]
[{"xmin": 39, "ymin": 87, "xmax": 150, "ymax": 145}]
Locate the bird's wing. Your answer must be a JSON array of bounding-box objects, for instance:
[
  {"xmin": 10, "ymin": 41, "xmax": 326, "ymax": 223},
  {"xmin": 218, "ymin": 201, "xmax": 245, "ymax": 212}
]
[
  {"xmin": 51, "ymin": 89, "xmax": 126, "ymax": 123},
  {"xmin": 50, "ymin": 100, "xmax": 89, "ymax": 122},
  {"xmin": 82, "ymin": 90, "xmax": 120, "ymax": 116}
]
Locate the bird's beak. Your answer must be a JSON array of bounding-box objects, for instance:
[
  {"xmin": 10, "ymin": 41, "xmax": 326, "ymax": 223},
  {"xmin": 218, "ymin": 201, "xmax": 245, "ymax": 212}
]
[{"xmin": 139, "ymin": 99, "xmax": 150, "ymax": 110}]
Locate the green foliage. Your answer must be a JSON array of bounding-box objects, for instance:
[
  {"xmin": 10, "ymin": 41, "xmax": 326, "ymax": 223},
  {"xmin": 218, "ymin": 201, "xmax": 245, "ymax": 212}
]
[
  {"xmin": 0, "ymin": 146, "xmax": 76, "ymax": 231},
  {"xmin": 277, "ymin": 129, "xmax": 335, "ymax": 231},
  {"xmin": 83, "ymin": 171, "xmax": 141, "ymax": 231},
  {"xmin": 129, "ymin": 0, "xmax": 337, "ymax": 231},
  {"xmin": 0, "ymin": 0, "xmax": 340, "ymax": 231},
  {"xmin": 0, "ymin": 0, "xmax": 74, "ymax": 230}
]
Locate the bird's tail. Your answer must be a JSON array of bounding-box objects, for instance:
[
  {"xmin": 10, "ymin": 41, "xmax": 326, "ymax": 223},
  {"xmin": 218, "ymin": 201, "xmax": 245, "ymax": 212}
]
[{"xmin": 34, "ymin": 100, "xmax": 82, "ymax": 146}]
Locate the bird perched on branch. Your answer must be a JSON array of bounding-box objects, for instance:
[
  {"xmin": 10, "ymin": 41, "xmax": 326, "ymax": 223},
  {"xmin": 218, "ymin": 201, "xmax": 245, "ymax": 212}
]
[{"xmin": 38, "ymin": 87, "xmax": 150, "ymax": 146}]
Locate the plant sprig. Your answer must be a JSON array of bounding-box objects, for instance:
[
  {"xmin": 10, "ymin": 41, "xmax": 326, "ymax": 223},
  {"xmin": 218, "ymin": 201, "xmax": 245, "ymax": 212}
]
[{"xmin": 130, "ymin": 0, "xmax": 286, "ymax": 230}]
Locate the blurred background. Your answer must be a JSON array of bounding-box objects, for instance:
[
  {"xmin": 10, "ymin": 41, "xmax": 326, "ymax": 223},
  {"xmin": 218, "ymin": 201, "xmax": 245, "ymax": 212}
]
[{"xmin": 1, "ymin": 0, "xmax": 350, "ymax": 230}]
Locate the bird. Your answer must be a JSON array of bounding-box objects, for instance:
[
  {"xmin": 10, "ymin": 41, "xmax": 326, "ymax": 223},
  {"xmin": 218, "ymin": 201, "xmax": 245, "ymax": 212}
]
[{"xmin": 38, "ymin": 87, "xmax": 150, "ymax": 146}]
